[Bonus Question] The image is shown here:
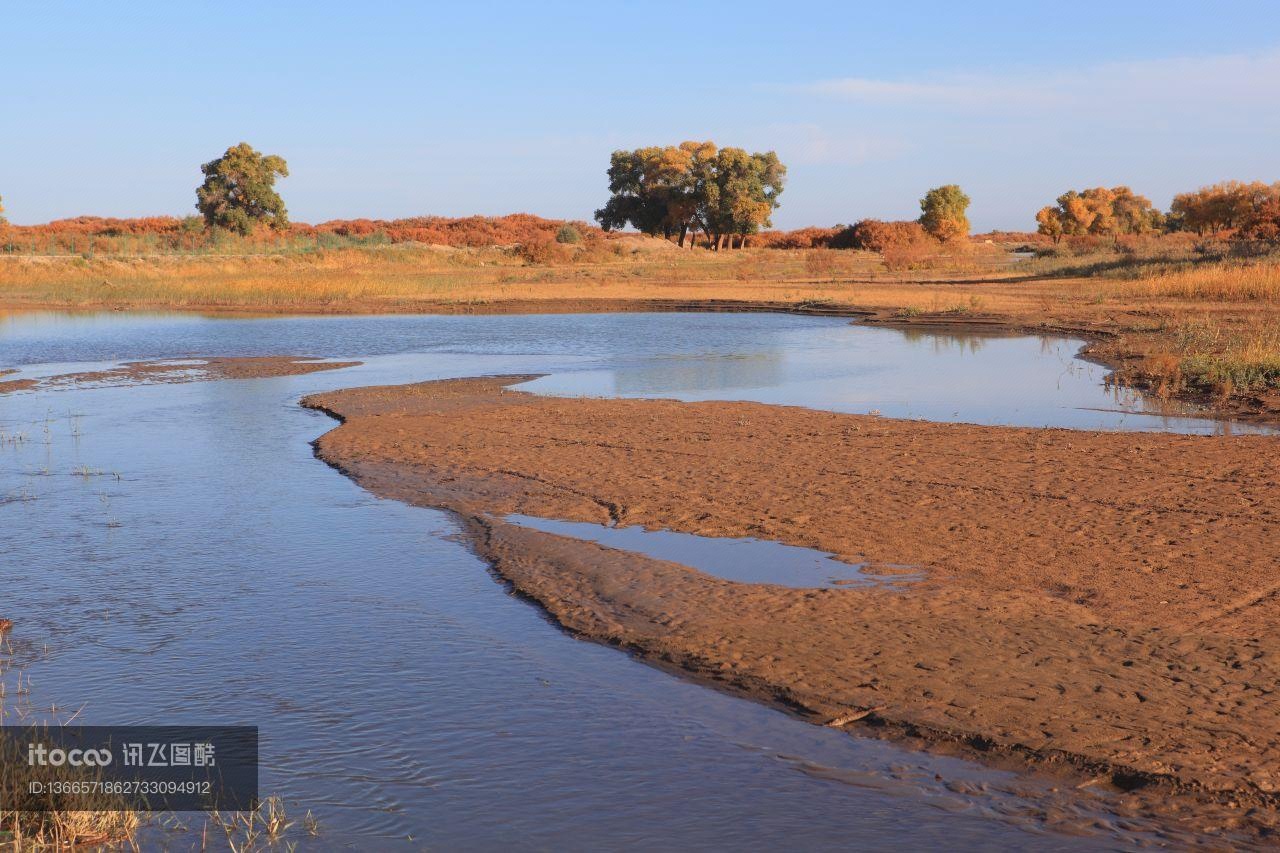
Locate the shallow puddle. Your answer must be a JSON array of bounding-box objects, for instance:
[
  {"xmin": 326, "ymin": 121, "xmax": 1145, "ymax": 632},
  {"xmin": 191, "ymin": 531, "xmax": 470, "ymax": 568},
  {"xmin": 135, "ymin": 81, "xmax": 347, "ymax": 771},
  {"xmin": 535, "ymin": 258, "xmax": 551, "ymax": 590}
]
[{"xmin": 505, "ymin": 514, "xmax": 924, "ymax": 588}]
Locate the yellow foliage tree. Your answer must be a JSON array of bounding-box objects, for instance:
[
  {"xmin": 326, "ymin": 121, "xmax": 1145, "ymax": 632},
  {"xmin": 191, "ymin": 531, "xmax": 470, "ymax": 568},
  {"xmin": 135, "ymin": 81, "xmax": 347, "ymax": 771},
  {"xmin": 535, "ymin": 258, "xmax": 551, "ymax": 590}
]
[
  {"xmin": 1037, "ymin": 186, "xmax": 1160, "ymax": 239},
  {"xmin": 918, "ymin": 184, "xmax": 970, "ymax": 242}
]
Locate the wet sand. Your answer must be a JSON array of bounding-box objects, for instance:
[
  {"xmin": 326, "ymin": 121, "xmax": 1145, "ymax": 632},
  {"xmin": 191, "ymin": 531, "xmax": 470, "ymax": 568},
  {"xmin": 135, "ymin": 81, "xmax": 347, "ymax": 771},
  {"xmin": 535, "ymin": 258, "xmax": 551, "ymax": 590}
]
[
  {"xmin": 0, "ymin": 356, "xmax": 359, "ymax": 394},
  {"xmin": 304, "ymin": 375, "xmax": 1280, "ymax": 837}
]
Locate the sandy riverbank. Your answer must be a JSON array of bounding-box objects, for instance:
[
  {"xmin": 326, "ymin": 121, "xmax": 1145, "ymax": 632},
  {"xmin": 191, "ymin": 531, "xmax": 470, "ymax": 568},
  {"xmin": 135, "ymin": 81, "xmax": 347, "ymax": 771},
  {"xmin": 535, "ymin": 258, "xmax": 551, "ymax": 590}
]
[{"xmin": 303, "ymin": 375, "xmax": 1280, "ymax": 838}]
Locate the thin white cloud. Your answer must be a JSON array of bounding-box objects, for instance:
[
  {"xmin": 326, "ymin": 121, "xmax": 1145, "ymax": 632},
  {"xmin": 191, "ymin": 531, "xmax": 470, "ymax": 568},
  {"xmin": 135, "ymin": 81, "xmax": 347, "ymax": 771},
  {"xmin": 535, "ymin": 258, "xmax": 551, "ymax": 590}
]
[
  {"xmin": 805, "ymin": 78, "xmax": 978, "ymax": 102},
  {"xmin": 796, "ymin": 49, "xmax": 1280, "ymax": 112}
]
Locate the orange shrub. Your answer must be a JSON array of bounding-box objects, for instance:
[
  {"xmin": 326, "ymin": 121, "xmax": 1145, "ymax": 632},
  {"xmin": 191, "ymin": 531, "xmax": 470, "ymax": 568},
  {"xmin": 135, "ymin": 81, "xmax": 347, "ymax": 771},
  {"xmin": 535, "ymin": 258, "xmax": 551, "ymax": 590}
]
[
  {"xmin": 517, "ymin": 233, "xmax": 572, "ymax": 264},
  {"xmin": 1, "ymin": 212, "xmax": 610, "ymax": 255},
  {"xmin": 842, "ymin": 219, "xmax": 941, "ymax": 270},
  {"xmin": 803, "ymin": 249, "xmax": 839, "ymax": 276},
  {"xmin": 315, "ymin": 214, "xmax": 603, "ymax": 248},
  {"xmin": 842, "ymin": 219, "xmax": 925, "ymax": 251},
  {"xmin": 975, "ymin": 230, "xmax": 1052, "ymax": 246},
  {"xmin": 1241, "ymin": 200, "xmax": 1280, "ymax": 242},
  {"xmin": 753, "ymin": 227, "xmax": 842, "ymax": 249}
]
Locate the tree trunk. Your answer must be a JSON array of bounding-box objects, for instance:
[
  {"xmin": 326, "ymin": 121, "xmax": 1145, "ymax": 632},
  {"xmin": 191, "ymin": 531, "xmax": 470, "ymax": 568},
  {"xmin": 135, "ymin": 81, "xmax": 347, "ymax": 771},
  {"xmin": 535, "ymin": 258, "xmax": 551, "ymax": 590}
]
[{"xmin": 678, "ymin": 225, "xmax": 687, "ymax": 248}]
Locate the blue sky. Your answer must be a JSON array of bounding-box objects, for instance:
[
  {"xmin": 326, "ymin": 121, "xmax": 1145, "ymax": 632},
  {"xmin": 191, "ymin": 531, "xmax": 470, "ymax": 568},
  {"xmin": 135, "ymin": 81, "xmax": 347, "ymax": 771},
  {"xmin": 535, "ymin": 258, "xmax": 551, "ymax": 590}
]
[{"xmin": 3, "ymin": 1, "xmax": 1278, "ymax": 230}]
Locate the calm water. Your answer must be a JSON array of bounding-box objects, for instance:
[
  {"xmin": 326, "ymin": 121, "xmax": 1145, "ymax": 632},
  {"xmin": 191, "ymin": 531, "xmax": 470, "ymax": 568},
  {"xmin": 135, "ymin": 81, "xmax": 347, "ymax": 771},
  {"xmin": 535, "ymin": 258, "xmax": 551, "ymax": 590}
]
[
  {"xmin": 0, "ymin": 311, "xmax": 1245, "ymax": 849},
  {"xmin": 4, "ymin": 310, "xmax": 1269, "ymax": 434},
  {"xmin": 505, "ymin": 514, "xmax": 925, "ymax": 589}
]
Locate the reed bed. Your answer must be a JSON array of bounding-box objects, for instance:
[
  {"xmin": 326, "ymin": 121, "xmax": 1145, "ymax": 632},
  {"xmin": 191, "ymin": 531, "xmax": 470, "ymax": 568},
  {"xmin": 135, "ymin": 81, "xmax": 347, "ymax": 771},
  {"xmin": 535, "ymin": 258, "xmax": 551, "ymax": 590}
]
[
  {"xmin": 1120, "ymin": 263, "xmax": 1280, "ymax": 302},
  {"xmin": 1171, "ymin": 319, "xmax": 1280, "ymax": 393}
]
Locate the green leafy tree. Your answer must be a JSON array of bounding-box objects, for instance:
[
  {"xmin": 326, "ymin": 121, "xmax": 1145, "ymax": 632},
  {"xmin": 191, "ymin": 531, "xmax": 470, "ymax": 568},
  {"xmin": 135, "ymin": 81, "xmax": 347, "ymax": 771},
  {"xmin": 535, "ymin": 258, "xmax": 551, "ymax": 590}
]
[
  {"xmin": 595, "ymin": 142, "xmax": 716, "ymax": 246},
  {"xmin": 596, "ymin": 142, "xmax": 784, "ymax": 249},
  {"xmin": 696, "ymin": 148, "xmax": 786, "ymax": 249},
  {"xmin": 195, "ymin": 142, "xmax": 290, "ymax": 234},
  {"xmin": 594, "ymin": 148, "xmax": 664, "ymax": 236},
  {"xmin": 672, "ymin": 141, "xmax": 717, "ymax": 246},
  {"xmin": 918, "ymin": 184, "xmax": 970, "ymax": 241}
]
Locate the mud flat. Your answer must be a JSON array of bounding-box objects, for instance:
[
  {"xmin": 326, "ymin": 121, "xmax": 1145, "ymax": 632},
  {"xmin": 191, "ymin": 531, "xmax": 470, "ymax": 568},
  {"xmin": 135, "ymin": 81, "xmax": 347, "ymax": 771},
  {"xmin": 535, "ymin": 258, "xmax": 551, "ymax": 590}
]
[
  {"xmin": 303, "ymin": 375, "xmax": 1280, "ymax": 839},
  {"xmin": 0, "ymin": 355, "xmax": 359, "ymax": 394},
  {"xmin": 0, "ymin": 368, "xmax": 37, "ymax": 393}
]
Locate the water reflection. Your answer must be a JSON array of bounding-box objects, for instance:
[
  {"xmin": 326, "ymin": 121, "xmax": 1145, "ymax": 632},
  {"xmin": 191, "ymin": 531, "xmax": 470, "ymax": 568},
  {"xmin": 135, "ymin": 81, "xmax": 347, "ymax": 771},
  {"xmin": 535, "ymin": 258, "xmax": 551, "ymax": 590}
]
[
  {"xmin": 2, "ymin": 310, "xmax": 1272, "ymax": 435},
  {"xmin": 897, "ymin": 327, "xmax": 990, "ymax": 354},
  {"xmin": 609, "ymin": 353, "xmax": 786, "ymax": 396}
]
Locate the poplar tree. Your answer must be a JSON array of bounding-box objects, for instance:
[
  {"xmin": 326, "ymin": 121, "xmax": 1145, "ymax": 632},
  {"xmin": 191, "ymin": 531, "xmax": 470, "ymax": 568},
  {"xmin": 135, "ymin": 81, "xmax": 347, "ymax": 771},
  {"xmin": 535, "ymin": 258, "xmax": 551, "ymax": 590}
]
[
  {"xmin": 918, "ymin": 184, "xmax": 971, "ymax": 241},
  {"xmin": 195, "ymin": 143, "xmax": 290, "ymax": 234}
]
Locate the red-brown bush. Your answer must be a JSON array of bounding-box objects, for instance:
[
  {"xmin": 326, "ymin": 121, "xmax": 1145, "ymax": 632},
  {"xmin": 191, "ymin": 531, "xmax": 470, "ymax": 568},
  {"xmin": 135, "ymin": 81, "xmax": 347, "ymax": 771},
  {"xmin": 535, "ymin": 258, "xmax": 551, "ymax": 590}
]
[
  {"xmin": 1240, "ymin": 200, "xmax": 1280, "ymax": 243},
  {"xmin": 841, "ymin": 219, "xmax": 941, "ymax": 270},
  {"xmin": 753, "ymin": 226, "xmax": 842, "ymax": 249},
  {"xmin": 517, "ymin": 233, "xmax": 572, "ymax": 264},
  {"xmin": 841, "ymin": 219, "xmax": 928, "ymax": 252},
  {"xmin": 314, "ymin": 214, "xmax": 602, "ymax": 248},
  {"xmin": 0, "ymin": 213, "xmax": 607, "ymax": 255}
]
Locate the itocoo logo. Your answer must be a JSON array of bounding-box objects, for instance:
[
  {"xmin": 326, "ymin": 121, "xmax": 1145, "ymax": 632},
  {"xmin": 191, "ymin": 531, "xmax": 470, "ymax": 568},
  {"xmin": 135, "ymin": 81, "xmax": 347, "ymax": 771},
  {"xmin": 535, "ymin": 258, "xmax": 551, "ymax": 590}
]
[{"xmin": 27, "ymin": 743, "xmax": 113, "ymax": 767}]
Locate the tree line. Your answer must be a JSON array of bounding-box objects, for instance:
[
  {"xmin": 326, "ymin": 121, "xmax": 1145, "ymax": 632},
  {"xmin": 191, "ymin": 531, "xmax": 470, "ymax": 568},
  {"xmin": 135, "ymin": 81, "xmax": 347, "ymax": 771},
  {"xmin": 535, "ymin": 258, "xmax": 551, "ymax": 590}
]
[
  {"xmin": 3, "ymin": 140, "xmax": 1276, "ymax": 249},
  {"xmin": 1169, "ymin": 181, "xmax": 1280, "ymax": 239},
  {"xmin": 1035, "ymin": 182, "xmax": 1280, "ymax": 243},
  {"xmin": 594, "ymin": 142, "xmax": 982, "ymax": 251}
]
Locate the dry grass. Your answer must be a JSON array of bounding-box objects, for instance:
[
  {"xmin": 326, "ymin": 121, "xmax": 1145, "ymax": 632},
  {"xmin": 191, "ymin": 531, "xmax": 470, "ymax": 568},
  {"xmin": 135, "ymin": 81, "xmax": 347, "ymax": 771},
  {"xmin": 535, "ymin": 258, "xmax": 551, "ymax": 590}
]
[
  {"xmin": 0, "ymin": 243, "xmax": 1028, "ymax": 312},
  {"xmin": 1163, "ymin": 319, "xmax": 1280, "ymax": 394},
  {"xmin": 1119, "ymin": 263, "xmax": 1280, "ymax": 302},
  {"xmin": 0, "ymin": 797, "xmax": 139, "ymax": 850},
  {"xmin": 205, "ymin": 795, "xmax": 296, "ymax": 852}
]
